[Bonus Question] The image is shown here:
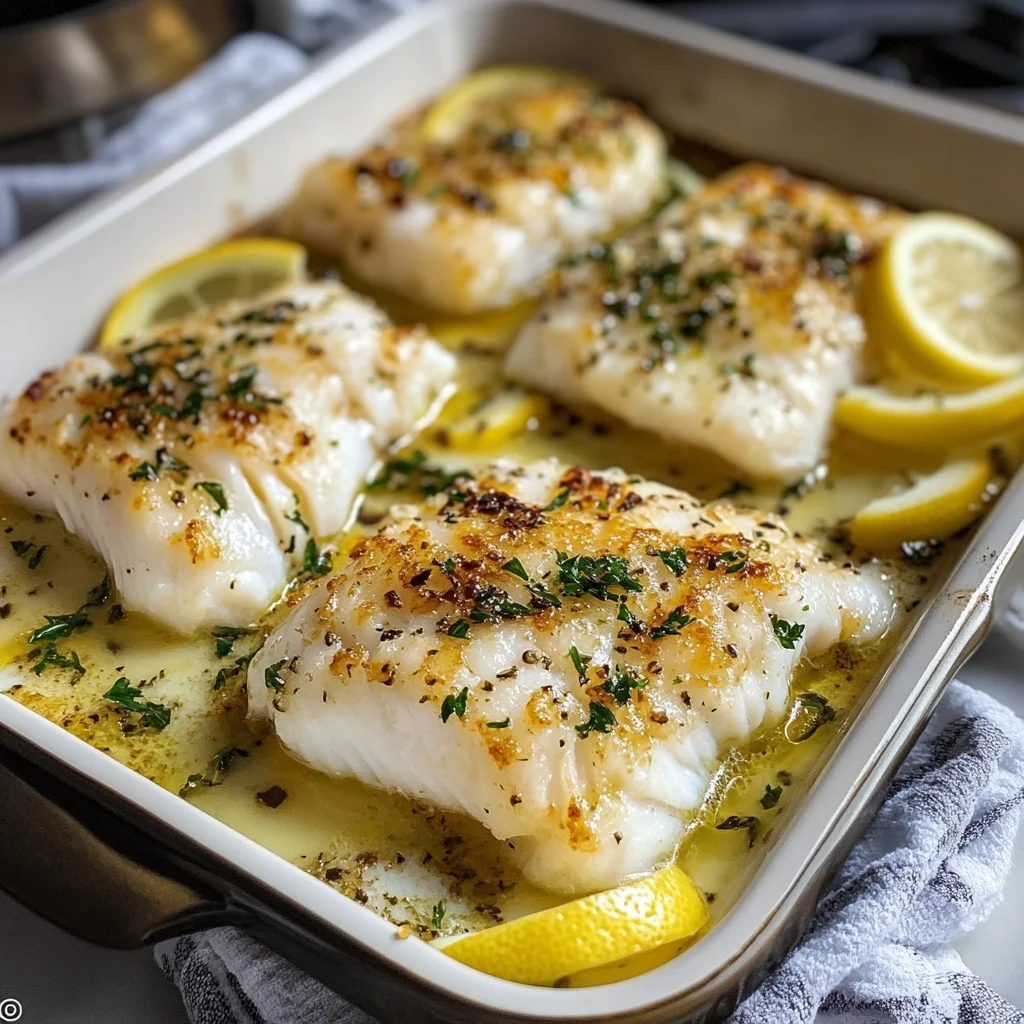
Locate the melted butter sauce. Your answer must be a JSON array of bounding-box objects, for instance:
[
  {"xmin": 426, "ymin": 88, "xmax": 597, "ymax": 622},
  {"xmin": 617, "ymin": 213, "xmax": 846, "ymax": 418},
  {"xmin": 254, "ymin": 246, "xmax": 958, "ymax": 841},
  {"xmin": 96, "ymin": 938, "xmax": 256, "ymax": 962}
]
[{"xmin": 0, "ymin": 230, "xmax": 995, "ymax": 983}]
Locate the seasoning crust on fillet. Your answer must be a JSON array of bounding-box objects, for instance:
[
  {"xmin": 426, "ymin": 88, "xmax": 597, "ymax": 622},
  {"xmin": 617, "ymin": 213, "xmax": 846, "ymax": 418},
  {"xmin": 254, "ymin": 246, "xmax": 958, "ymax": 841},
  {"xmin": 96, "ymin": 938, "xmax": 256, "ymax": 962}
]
[
  {"xmin": 280, "ymin": 83, "xmax": 667, "ymax": 313},
  {"xmin": 0, "ymin": 281, "xmax": 455, "ymax": 632},
  {"xmin": 249, "ymin": 458, "xmax": 895, "ymax": 893},
  {"xmin": 506, "ymin": 163, "xmax": 904, "ymax": 479}
]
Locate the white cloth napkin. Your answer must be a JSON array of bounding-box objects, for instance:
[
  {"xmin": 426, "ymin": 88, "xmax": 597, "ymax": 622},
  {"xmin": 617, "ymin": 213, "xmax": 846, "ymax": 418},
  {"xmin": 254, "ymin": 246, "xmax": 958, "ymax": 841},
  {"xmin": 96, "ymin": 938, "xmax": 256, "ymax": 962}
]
[{"xmin": 156, "ymin": 681, "xmax": 1024, "ymax": 1024}]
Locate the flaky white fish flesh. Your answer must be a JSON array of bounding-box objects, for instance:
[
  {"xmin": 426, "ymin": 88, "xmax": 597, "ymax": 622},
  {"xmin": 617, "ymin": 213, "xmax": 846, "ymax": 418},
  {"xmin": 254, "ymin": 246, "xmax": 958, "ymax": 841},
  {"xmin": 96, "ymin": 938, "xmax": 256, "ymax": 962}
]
[
  {"xmin": 250, "ymin": 458, "xmax": 895, "ymax": 893},
  {"xmin": 506, "ymin": 164, "xmax": 903, "ymax": 479},
  {"xmin": 280, "ymin": 84, "xmax": 666, "ymax": 314},
  {"xmin": 0, "ymin": 281, "xmax": 455, "ymax": 633}
]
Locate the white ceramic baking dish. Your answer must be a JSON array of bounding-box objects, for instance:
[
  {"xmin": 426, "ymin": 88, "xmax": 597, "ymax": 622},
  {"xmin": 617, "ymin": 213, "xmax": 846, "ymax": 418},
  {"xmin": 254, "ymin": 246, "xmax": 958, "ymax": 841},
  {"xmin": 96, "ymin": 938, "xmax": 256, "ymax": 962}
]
[{"xmin": 2, "ymin": 2, "xmax": 1024, "ymax": 1020}]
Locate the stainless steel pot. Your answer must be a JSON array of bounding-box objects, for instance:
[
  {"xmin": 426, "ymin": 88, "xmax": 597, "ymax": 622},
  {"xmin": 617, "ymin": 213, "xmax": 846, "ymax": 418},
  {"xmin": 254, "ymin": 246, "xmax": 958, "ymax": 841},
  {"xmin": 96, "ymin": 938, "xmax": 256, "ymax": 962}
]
[{"xmin": 0, "ymin": 0, "xmax": 248, "ymax": 143}]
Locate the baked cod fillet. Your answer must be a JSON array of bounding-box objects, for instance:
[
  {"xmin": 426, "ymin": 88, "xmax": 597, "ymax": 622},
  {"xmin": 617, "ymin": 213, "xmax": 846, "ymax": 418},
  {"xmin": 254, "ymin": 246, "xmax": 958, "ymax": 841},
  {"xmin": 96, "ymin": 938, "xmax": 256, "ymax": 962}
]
[
  {"xmin": 249, "ymin": 459, "xmax": 895, "ymax": 893},
  {"xmin": 506, "ymin": 163, "xmax": 904, "ymax": 480},
  {"xmin": 0, "ymin": 281, "xmax": 454, "ymax": 633},
  {"xmin": 279, "ymin": 82, "xmax": 666, "ymax": 314}
]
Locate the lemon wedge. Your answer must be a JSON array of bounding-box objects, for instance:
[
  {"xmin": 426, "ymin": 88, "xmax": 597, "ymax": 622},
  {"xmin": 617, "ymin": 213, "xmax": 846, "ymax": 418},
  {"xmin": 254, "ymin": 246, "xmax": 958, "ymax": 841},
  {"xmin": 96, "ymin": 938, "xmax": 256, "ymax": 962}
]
[
  {"xmin": 848, "ymin": 457, "xmax": 994, "ymax": 549},
  {"xmin": 99, "ymin": 239, "xmax": 307, "ymax": 348},
  {"xmin": 438, "ymin": 864, "xmax": 708, "ymax": 986},
  {"xmin": 421, "ymin": 65, "xmax": 595, "ymax": 144},
  {"xmin": 834, "ymin": 376, "xmax": 1024, "ymax": 447},
  {"xmin": 868, "ymin": 212, "xmax": 1024, "ymax": 384}
]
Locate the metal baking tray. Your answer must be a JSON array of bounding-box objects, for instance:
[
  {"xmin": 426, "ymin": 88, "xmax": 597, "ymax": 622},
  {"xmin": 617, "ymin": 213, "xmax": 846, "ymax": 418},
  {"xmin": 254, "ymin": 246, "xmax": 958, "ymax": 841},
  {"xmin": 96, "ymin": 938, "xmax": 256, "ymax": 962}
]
[{"xmin": 2, "ymin": 1, "xmax": 1024, "ymax": 1020}]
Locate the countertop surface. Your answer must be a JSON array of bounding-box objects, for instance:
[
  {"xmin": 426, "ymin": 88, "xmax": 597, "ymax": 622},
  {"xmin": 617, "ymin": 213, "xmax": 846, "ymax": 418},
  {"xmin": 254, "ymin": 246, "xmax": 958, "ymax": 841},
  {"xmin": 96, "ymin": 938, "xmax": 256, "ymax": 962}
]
[{"xmin": 2, "ymin": 634, "xmax": 1022, "ymax": 1024}]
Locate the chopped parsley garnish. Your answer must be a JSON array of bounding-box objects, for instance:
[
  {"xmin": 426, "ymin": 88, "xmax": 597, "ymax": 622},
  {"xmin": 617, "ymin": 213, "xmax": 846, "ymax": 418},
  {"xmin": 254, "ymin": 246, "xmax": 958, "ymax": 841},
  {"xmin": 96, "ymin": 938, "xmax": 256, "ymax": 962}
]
[
  {"xmin": 431, "ymin": 901, "xmax": 446, "ymax": 929},
  {"xmin": 179, "ymin": 745, "xmax": 249, "ymax": 797},
  {"xmin": 264, "ymin": 659, "xmax": 287, "ymax": 693},
  {"xmin": 31, "ymin": 643, "xmax": 84, "ymax": 676},
  {"xmin": 213, "ymin": 746, "xmax": 248, "ymax": 774},
  {"xmin": 195, "ymin": 481, "xmax": 228, "ymax": 516},
  {"xmin": 502, "ymin": 557, "xmax": 529, "ymax": 581},
  {"xmin": 129, "ymin": 448, "xmax": 190, "ymax": 483},
  {"xmin": 103, "ymin": 677, "xmax": 171, "ymax": 731},
  {"xmin": 720, "ymin": 353, "xmax": 756, "ymax": 378},
  {"xmin": 677, "ymin": 303, "xmax": 715, "ymax": 341},
  {"xmin": 760, "ymin": 784, "xmax": 783, "ymax": 809},
  {"xmin": 602, "ymin": 665, "xmax": 647, "ymax": 705},
  {"xmin": 718, "ymin": 550, "xmax": 748, "ymax": 574},
  {"xmin": 300, "ymin": 538, "xmax": 332, "ymax": 579},
  {"xmin": 179, "ymin": 774, "xmax": 214, "ymax": 796},
  {"xmin": 11, "ymin": 540, "xmax": 47, "ymax": 569},
  {"xmin": 470, "ymin": 586, "xmax": 534, "ymax": 623},
  {"xmin": 576, "ymin": 700, "xmax": 617, "ymax": 738},
  {"xmin": 486, "ymin": 718, "xmax": 511, "ymax": 729},
  {"xmin": 447, "ymin": 618, "xmax": 470, "ymax": 639},
  {"xmin": 497, "ymin": 555, "xmax": 563, "ymax": 609},
  {"xmin": 545, "ymin": 488, "xmax": 570, "ymax": 511},
  {"xmin": 811, "ymin": 226, "xmax": 859, "ymax": 278},
  {"xmin": 157, "ymin": 449, "xmax": 190, "ymax": 475},
  {"xmin": 715, "ymin": 814, "xmax": 760, "ymax": 848},
  {"xmin": 211, "ymin": 626, "xmax": 251, "ymax": 659},
  {"xmin": 30, "ymin": 574, "xmax": 113, "ymax": 641},
  {"xmin": 555, "ymin": 551, "xmax": 641, "ymax": 602},
  {"xmin": 215, "ymin": 652, "xmax": 253, "ymax": 690},
  {"xmin": 790, "ymin": 691, "xmax": 836, "ymax": 742},
  {"xmin": 770, "ymin": 614, "xmax": 805, "ymax": 649},
  {"xmin": 568, "ymin": 645, "xmax": 589, "ymax": 685},
  {"xmin": 527, "ymin": 582, "xmax": 562, "ymax": 609},
  {"xmin": 223, "ymin": 364, "xmax": 258, "ymax": 397},
  {"xmin": 368, "ymin": 449, "xmax": 470, "ymax": 497},
  {"xmin": 650, "ymin": 607, "xmax": 693, "ymax": 639},
  {"xmin": 286, "ymin": 504, "xmax": 310, "ymax": 534},
  {"xmin": 440, "ymin": 686, "xmax": 469, "ymax": 723},
  {"xmin": 129, "ymin": 461, "xmax": 159, "ymax": 482},
  {"xmin": 28, "ymin": 608, "xmax": 92, "ymax": 644},
  {"xmin": 84, "ymin": 575, "xmax": 112, "ymax": 608},
  {"xmin": 658, "ymin": 547, "xmax": 688, "ymax": 577},
  {"xmin": 616, "ymin": 602, "xmax": 644, "ymax": 634},
  {"xmin": 236, "ymin": 300, "xmax": 297, "ymax": 325}
]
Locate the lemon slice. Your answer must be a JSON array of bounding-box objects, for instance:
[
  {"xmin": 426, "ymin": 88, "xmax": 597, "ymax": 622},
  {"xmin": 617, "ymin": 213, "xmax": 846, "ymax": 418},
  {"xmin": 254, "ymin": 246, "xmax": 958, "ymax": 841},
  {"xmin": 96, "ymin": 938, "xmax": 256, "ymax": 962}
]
[
  {"xmin": 100, "ymin": 239, "xmax": 307, "ymax": 348},
  {"xmin": 834, "ymin": 376, "xmax": 1024, "ymax": 447},
  {"xmin": 868, "ymin": 212, "xmax": 1024, "ymax": 384},
  {"xmin": 421, "ymin": 65, "xmax": 595, "ymax": 144},
  {"xmin": 849, "ymin": 457, "xmax": 994, "ymax": 549},
  {"xmin": 428, "ymin": 300, "xmax": 536, "ymax": 353},
  {"xmin": 440, "ymin": 388, "xmax": 548, "ymax": 451},
  {"xmin": 438, "ymin": 864, "xmax": 707, "ymax": 986}
]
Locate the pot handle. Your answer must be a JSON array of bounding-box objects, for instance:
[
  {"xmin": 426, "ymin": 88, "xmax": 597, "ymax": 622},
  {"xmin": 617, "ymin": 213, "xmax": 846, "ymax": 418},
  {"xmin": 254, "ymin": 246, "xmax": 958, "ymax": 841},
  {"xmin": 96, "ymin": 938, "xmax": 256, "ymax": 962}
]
[{"xmin": 0, "ymin": 739, "xmax": 249, "ymax": 949}]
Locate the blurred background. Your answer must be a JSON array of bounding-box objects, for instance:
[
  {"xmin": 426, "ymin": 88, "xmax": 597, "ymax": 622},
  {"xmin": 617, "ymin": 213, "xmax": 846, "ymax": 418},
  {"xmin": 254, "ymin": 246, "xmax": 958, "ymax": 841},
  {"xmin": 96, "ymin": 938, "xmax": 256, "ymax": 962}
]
[{"xmin": 2, "ymin": 0, "xmax": 1024, "ymax": 167}]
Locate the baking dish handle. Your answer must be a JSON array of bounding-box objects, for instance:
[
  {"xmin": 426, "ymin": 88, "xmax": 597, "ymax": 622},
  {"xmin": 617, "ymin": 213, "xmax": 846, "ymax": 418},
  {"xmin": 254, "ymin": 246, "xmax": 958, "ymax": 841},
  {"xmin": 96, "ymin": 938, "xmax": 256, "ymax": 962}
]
[{"xmin": 0, "ymin": 739, "xmax": 250, "ymax": 949}]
